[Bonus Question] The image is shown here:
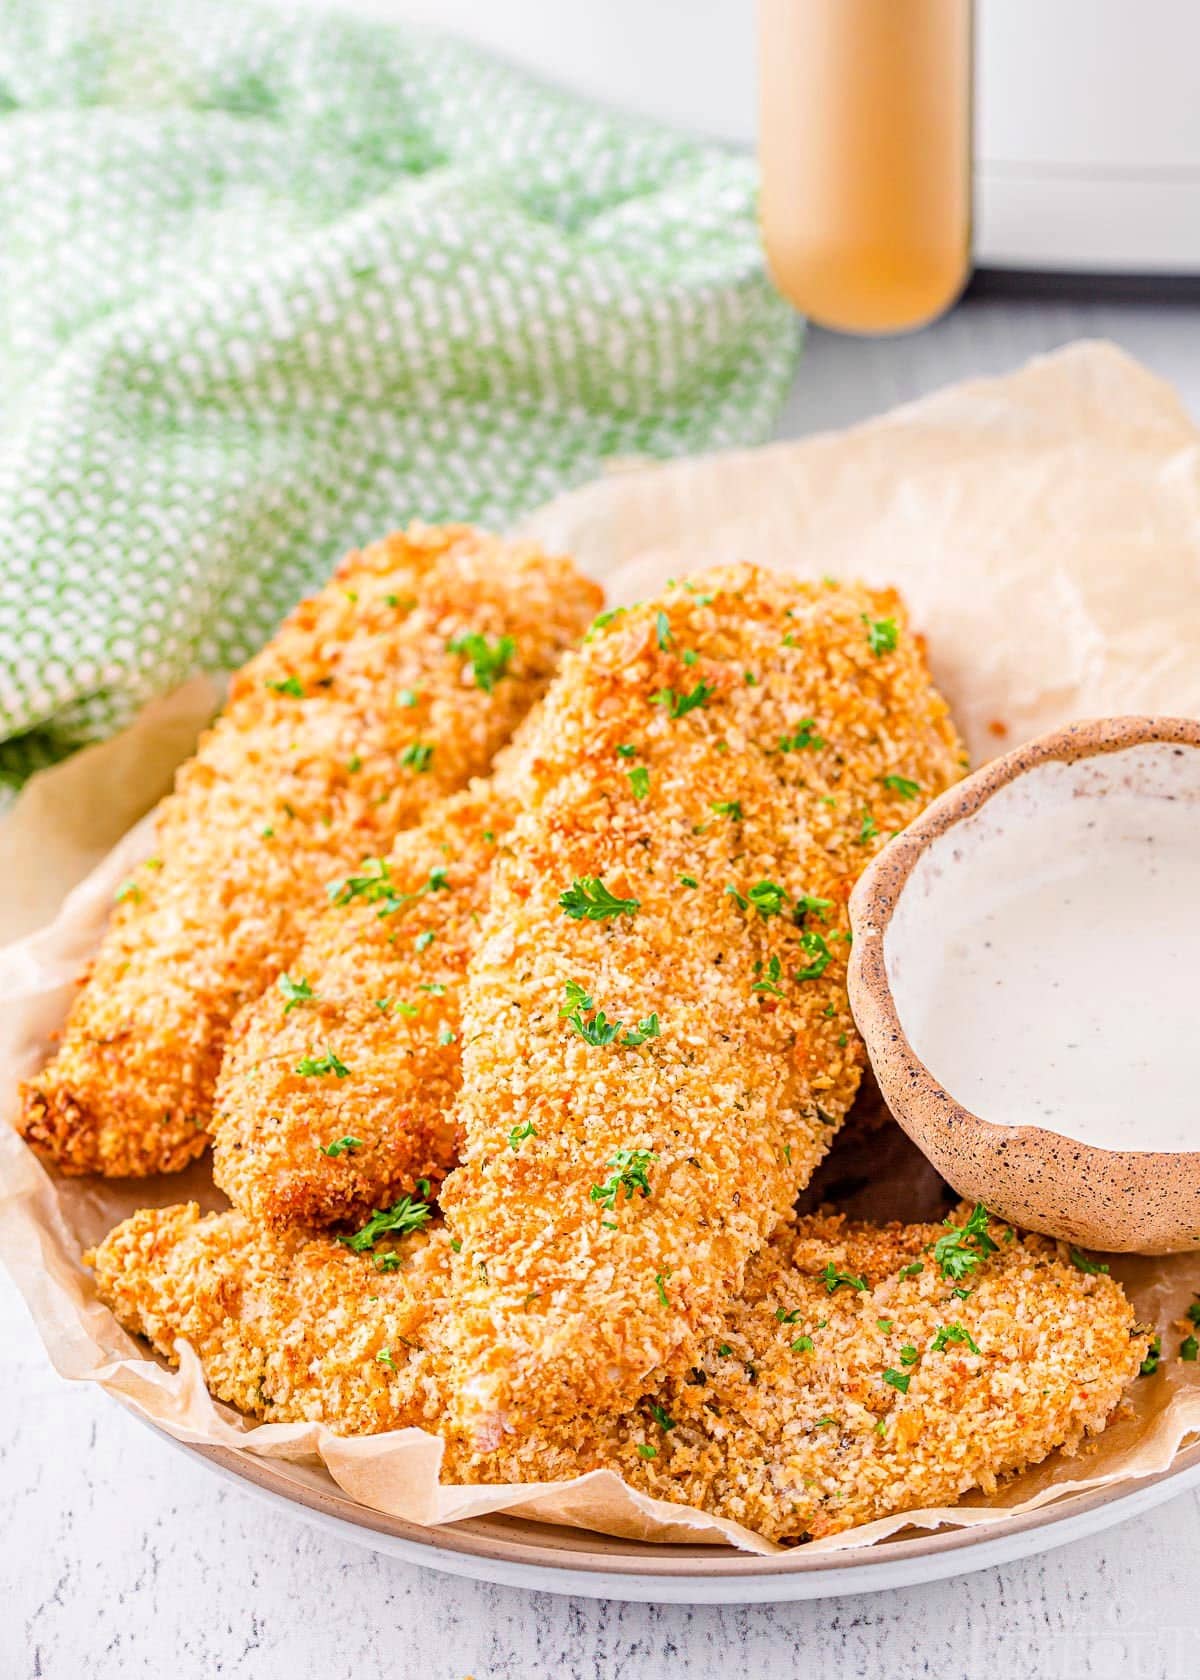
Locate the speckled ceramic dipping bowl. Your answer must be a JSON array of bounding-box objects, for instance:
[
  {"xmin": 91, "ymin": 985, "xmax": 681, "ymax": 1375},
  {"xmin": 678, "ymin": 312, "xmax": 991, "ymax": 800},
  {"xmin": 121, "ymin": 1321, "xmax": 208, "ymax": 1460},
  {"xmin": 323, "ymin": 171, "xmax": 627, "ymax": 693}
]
[{"xmin": 848, "ymin": 716, "xmax": 1200, "ymax": 1255}]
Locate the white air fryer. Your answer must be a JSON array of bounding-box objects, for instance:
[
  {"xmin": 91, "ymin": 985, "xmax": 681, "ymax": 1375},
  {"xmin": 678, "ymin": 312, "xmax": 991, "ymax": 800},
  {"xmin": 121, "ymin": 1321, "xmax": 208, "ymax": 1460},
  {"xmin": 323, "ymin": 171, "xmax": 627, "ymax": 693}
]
[{"xmin": 378, "ymin": 0, "xmax": 1200, "ymax": 275}]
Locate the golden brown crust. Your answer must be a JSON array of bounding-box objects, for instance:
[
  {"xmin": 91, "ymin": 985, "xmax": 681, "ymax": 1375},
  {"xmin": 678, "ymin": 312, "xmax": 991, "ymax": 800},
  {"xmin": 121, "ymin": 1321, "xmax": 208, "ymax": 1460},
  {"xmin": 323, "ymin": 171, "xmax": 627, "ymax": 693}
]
[
  {"xmin": 20, "ymin": 526, "xmax": 601, "ymax": 1179},
  {"xmin": 89, "ymin": 1206, "xmax": 1147, "ymax": 1544},
  {"xmin": 211, "ymin": 784, "xmax": 516, "ymax": 1230},
  {"xmin": 439, "ymin": 567, "xmax": 966, "ymax": 1444}
]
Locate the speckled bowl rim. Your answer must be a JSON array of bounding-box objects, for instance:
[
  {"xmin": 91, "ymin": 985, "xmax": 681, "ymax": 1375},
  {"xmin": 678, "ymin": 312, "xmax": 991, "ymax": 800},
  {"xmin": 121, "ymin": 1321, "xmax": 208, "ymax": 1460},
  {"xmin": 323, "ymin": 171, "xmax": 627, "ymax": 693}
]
[{"xmin": 848, "ymin": 714, "xmax": 1200, "ymax": 1179}]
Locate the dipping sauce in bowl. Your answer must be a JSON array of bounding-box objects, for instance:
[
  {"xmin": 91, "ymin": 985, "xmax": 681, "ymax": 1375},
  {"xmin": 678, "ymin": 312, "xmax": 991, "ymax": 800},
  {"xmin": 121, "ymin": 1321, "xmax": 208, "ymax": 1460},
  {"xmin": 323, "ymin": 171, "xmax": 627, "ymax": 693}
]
[{"xmin": 848, "ymin": 718, "xmax": 1200, "ymax": 1252}]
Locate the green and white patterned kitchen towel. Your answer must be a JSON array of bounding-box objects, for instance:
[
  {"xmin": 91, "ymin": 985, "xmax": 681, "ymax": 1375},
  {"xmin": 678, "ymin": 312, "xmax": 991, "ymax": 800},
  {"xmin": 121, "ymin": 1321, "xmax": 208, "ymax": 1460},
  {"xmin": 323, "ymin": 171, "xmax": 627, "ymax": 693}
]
[{"xmin": 0, "ymin": 0, "xmax": 799, "ymax": 785}]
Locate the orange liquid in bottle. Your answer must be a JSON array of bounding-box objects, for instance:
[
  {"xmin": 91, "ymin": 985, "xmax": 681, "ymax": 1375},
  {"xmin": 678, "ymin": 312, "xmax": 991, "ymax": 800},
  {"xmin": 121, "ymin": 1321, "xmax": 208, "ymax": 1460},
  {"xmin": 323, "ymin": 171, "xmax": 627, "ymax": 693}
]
[{"xmin": 758, "ymin": 0, "xmax": 972, "ymax": 335}]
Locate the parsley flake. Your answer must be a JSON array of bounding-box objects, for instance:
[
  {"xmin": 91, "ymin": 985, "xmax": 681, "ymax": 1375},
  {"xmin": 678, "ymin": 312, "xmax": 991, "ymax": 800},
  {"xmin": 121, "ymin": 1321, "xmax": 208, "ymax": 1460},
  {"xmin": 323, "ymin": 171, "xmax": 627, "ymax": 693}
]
[
  {"xmin": 341, "ymin": 1187, "xmax": 433, "ymax": 1252},
  {"xmin": 1069, "ymin": 1247, "xmax": 1110, "ymax": 1275},
  {"xmin": 931, "ymin": 1322, "xmax": 981, "ymax": 1355},
  {"xmin": 882, "ymin": 1368, "xmax": 910, "ymax": 1393},
  {"xmin": 278, "ymin": 973, "xmax": 314, "ymax": 1014},
  {"xmin": 400, "ymin": 742, "xmax": 434, "ymax": 773},
  {"xmin": 558, "ymin": 876, "xmax": 641, "ymax": 922},
  {"xmin": 794, "ymin": 930, "xmax": 832, "ymax": 981},
  {"xmin": 710, "ymin": 799, "xmax": 742, "ymax": 821},
  {"xmin": 820, "ymin": 1262, "xmax": 867, "ymax": 1294},
  {"xmin": 882, "ymin": 774, "xmax": 920, "ymax": 800},
  {"xmin": 447, "ymin": 631, "xmax": 515, "ymax": 693},
  {"xmin": 636, "ymin": 1443, "xmax": 658, "ymax": 1460},
  {"xmin": 590, "ymin": 1148, "xmax": 656, "ymax": 1211},
  {"xmin": 779, "ymin": 719, "xmax": 825, "ymax": 753},
  {"xmin": 295, "ymin": 1048, "xmax": 350, "ymax": 1079},
  {"xmin": 863, "ymin": 614, "xmax": 899, "ymax": 656},
  {"xmin": 320, "ymin": 1135, "xmax": 361, "ymax": 1158},
  {"xmin": 1141, "ymin": 1335, "xmax": 1162, "ymax": 1377},
  {"xmin": 627, "ymin": 766, "xmax": 650, "ymax": 800},
  {"xmin": 932, "ymin": 1205, "xmax": 1000, "ymax": 1282},
  {"xmin": 508, "ymin": 1121, "xmax": 537, "ymax": 1151},
  {"xmin": 649, "ymin": 1402, "xmax": 676, "ymax": 1432},
  {"xmin": 650, "ymin": 682, "xmax": 713, "ymax": 719},
  {"xmin": 265, "ymin": 675, "xmax": 304, "ymax": 697}
]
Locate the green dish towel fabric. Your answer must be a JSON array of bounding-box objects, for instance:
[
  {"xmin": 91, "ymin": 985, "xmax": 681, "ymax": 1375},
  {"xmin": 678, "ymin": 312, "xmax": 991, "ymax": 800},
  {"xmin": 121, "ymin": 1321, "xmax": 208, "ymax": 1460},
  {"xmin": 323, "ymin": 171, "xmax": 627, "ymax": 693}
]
[{"xmin": 0, "ymin": 0, "xmax": 799, "ymax": 785}]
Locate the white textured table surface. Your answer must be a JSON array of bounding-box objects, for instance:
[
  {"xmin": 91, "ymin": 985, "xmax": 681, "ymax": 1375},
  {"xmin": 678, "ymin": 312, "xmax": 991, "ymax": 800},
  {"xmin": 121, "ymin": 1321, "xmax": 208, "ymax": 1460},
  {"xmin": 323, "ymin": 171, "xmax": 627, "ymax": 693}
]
[{"xmin": 7, "ymin": 294, "xmax": 1200, "ymax": 1680}]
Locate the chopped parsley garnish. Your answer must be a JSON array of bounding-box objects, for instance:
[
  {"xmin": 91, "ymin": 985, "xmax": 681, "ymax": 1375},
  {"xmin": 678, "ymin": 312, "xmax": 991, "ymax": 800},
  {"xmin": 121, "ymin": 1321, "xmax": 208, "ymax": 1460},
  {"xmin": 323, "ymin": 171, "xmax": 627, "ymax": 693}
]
[
  {"xmin": 649, "ymin": 1402, "xmax": 676, "ymax": 1432},
  {"xmin": 376, "ymin": 1348, "xmax": 398, "ymax": 1372},
  {"xmin": 294, "ymin": 1041, "xmax": 351, "ymax": 1081},
  {"xmin": 294, "ymin": 1048, "xmax": 350, "ymax": 1079},
  {"xmin": 1069, "ymin": 1247, "xmax": 1110, "ymax": 1275},
  {"xmin": 710, "ymin": 799, "xmax": 742, "ymax": 821},
  {"xmin": 278, "ymin": 973, "xmax": 314, "ymax": 1013},
  {"xmin": 590, "ymin": 1148, "xmax": 656, "ymax": 1211},
  {"xmin": 415, "ymin": 930, "xmax": 435, "ymax": 952},
  {"xmin": 794, "ymin": 891, "xmax": 833, "ymax": 923},
  {"xmin": 1188, "ymin": 1302, "xmax": 1200, "ymax": 1326},
  {"xmin": 319, "ymin": 1135, "xmax": 361, "ymax": 1158},
  {"xmin": 746, "ymin": 879, "xmax": 788, "ymax": 919},
  {"xmin": 1181, "ymin": 1335, "xmax": 1198, "ymax": 1362},
  {"xmin": 899, "ymin": 1344, "xmax": 919, "ymax": 1366},
  {"xmin": 877, "ymin": 1318, "xmax": 893, "ymax": 1332},
  {"xmin": 508, "ymin": 1121, "xmax": 537, "ymax": 1151},
  {"xmin": 1140, "ymin": 1335, "xmax": 1162, "ymax": 1377},
  {"xmin": 115, "ymin": 879, "xmax": 142, "ymax": 904},
  {"xmin": 794, "ymin": 930, "xmax": 832, "ymax": 981},
  {"xmin": 775, "ymin": 1306, "xmax": 802, "ymax": 1324},
  {"xmin": 561, "ymin": 982, "xmax": 659, "ymax": 1049},
  {"xmin": 752, "ymin": 955, "xmax": 785, "ymax": 998},
  {"xmin": 655, "ymin": 610, "xmax": 673, "ymax": 651},
  {"xmin": 417, "ymin": 982, "xmax": 446, "ymax": 996},
  {"xmin": 744, "ymin": 670, "xmax": 758, "ymax": 685},
  {"xmin": 265, "ymin": 675, "xmax": 304, "ymax": 697},
  {"xmin": 814, "ymin": 1416, "xmax": 837, "ymax": 1428},
  {"xmin": 654, "ymin": 1269, "xmax": 671, "ymax": 1307},
  {"xmin": 779, "ymin": 719, "xmax": 825, "ymax": 753},
  {"xmin": 587, "ymin": 606, "xmax": 627, "ymax": 638},
  {"xmin": 678, "ymin": 873, "xmax": 699, "ymax": 889},
  {"xmin": 932, "ymin": 1204, "xmax": 999, "ymax": 1282},
  {"xmin": 341, "ymin": 1186, "xmax": 432, "ymax": 1252},
  {"xmin": 397, "ymin": 687, "xmax": 419, "ymax": 708},
  {"xmin": 857, "ymin": 808, "xmax": 879, "ymax": 845},
  {"xmin": 627, "ymin": 766, "xmax": 651, "ymax": 800},
  {"xmin": 347, "ymin": 753, "xmax": 362, "ymax": 773},
  {"xmin": 447, "ymin": 631, "xmax": 515, "ymax": 693},
  {"xmin": 931, "ymin": 1322, "xmax": 981, "ymax": 1355},
  {"xmin": 373, "ymin": 1253, "xmax": 402, "ymax": 1274},
  {"xmin": 327, "ymin": 858, "xmax": 449, "ymax": 918},
  {"xmin": 882, "ymin": 1368, "xmax": 910, "ymax": 1393},
  {"xmin": 863, "ymin": 614, "xmax": 899, "ymax": 656},
  {"xmin": 791, "ymin": 1335, "xmax": 814, "ymax": 1353},
  {"xmin": 400, "ymin": 741, "xmax": 434, "ymax": 773},
  {"xmin": 899, "ymin": 1261, "xmax": 924, "ymax": 1279},
  {"xmin": 882, "ymin": 774, "xmax": 920, "ymax": 800},
  {"xmin": 820, "ymin": 1262, "xmax": 867, "ymax": 1294},
  {"xmin": 650, "ymin": 682, "xmax": 714, "ymax": 719},
  {"xmin": 717, "ymin": 1344, "xmax": 732, "ymax": 1357},
  {"xmin": 636, "ymin": 1443, "xmax": 658, "ymax": 1460},
  {"xmin": 558, "ymin": 876, "xmax": 641, "ymax": 922},
  {"xmin": 438, "ymin": 1026, "xmax": 456, "ymax": 1045},
  {"xmin": 616, "ymin": 743, "xmax": 638, "ymax": 759}
]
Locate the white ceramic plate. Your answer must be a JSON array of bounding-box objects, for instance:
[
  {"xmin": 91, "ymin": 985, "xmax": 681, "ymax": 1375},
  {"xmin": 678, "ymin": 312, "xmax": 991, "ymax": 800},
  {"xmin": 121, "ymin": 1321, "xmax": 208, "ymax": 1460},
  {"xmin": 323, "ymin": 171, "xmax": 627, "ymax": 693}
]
[{"xmin": 139, "ymin": 1412, "xmax": 1200, "ymax": 1603}]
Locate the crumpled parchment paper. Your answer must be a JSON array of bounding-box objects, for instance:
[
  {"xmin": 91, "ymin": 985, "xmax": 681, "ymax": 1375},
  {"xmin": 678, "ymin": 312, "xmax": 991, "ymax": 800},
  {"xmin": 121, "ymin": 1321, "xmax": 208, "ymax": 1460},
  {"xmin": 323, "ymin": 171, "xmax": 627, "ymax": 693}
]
[{"xmin": 4, "ymin": 340, "xmax": 1200, "ymax": 1557}]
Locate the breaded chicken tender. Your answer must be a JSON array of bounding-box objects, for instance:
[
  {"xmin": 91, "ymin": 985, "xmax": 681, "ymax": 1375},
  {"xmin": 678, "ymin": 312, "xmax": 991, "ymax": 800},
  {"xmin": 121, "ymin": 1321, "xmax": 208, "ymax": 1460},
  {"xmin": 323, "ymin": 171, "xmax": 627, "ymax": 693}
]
[
  {"xmin": 211, "ymin": 783, "xmax": 516, "ymax": 1231},
  {"xmin": 20, "ymin": 526, "xmax": 601, "ymax": 1179},
  {"xmin": 89, "ymin": 1206, "xmax": 1148, "ymax": 1544},
  {"xmin": 438, "ymin": 567, "xmax": 966, "ymax": 1445}
]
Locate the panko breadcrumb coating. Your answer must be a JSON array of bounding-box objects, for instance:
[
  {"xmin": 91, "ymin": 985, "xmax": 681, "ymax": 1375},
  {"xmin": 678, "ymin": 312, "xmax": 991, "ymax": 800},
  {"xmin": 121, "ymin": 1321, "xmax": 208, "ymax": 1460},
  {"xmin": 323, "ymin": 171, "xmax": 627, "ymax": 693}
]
[
  {"xmin": 211, "ymin": 783, "xmax": 517, "ymax": 1231},
  {"xmin": 88, "ymin": 1205, "xmax": 1148, "ymax": 1544},
  {"xmin": 439, "ymin": 566, "xmax": 966, "ymax": 1446},
  {"xmin": 20, "ymin": 526, "xmax": 601, "ymax": 1179}
]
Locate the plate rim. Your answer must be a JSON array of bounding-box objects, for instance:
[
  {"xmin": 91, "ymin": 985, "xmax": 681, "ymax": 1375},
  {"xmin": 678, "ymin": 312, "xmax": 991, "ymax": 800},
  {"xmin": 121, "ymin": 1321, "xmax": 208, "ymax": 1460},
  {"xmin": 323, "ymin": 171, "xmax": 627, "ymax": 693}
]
[{"xmin": 130, "ymin": 1401, "xmax": 1200, "ymax": 1583}]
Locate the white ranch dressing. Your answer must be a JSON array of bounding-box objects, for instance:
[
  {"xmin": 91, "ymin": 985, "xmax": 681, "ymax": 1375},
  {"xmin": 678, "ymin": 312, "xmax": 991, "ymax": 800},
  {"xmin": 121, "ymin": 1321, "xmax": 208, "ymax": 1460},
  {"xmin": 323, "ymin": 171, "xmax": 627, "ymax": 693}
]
[{"xmin": 888, "ymin": 750, "xmax": 1200, "ymax": 1154}]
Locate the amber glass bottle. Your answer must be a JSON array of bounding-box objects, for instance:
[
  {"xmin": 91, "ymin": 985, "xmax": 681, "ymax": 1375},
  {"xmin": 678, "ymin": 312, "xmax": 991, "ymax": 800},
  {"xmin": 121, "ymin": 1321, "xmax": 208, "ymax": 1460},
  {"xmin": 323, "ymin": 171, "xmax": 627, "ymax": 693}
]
[{"xmin": 758, "ymin": 0, "xmax": 972, "ymax": 334}]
